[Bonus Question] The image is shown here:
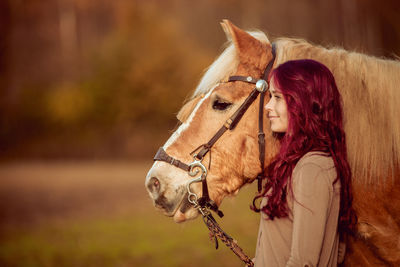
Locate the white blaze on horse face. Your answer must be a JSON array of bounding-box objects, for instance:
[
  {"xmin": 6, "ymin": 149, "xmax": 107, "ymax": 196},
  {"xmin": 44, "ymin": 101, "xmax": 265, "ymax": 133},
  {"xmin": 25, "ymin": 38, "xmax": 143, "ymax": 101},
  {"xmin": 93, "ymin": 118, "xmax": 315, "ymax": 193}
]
[
  {"xmin": 145, "ymin": 85, "xmax": 217, "ymax": 219},
  {"xmin": 163, "ymin": 86, "xmax": 216, "ymax": 150}
]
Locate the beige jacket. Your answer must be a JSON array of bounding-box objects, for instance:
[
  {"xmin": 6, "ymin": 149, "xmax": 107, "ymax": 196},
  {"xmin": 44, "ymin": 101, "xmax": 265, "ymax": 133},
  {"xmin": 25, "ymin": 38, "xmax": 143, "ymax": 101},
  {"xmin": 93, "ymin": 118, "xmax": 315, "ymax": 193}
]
[{"xmin": 254, "ymin": 152, "xmax": 341, "ymax": 267}]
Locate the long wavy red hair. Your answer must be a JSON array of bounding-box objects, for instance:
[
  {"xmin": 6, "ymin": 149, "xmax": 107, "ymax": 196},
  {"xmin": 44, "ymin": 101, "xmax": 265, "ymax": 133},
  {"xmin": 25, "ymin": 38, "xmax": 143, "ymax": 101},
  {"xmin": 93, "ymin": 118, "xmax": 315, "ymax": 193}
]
[{"xmin": 253, "ymin": 59, "xmax": 357, "ymax": 234}]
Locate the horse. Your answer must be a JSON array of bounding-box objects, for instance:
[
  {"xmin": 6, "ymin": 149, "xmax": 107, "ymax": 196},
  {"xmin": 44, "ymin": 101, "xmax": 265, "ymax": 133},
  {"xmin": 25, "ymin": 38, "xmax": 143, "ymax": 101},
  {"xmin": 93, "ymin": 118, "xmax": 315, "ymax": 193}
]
[{"xmin": 145, "ymin": 20, "xmax": 400, "ymax": 266}]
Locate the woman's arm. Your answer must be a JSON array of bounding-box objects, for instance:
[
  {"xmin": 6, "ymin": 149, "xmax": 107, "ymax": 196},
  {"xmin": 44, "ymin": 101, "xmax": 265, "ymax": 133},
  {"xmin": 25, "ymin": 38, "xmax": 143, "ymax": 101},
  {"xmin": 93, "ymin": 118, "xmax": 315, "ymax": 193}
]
[{"xmin": 286, "ymin": 162, "xmax": 333, "ymax": 267}]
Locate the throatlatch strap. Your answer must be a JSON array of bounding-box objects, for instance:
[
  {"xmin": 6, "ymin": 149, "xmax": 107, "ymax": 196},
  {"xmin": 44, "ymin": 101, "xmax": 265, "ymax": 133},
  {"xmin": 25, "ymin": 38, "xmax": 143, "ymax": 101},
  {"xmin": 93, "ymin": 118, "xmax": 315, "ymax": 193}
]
[
  {"xmin": 256, "ymin": 42, "xmax": 276, "ymax": 192},
  {"xmin": 257, "ymin": 90, "xmax": 266, "ymax": 193}
]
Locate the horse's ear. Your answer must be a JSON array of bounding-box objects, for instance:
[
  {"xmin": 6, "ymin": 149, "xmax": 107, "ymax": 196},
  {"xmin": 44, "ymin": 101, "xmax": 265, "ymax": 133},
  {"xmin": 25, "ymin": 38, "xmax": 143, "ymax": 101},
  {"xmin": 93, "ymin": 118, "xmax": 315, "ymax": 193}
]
[{"xmin": 221, "ymin": 19, "xmax": 269, "ymax": 70}]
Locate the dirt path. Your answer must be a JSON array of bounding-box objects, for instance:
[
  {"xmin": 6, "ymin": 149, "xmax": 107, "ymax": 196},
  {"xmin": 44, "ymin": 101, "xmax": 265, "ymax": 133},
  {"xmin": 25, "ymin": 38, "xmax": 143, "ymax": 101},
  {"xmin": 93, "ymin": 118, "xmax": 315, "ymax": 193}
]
[{"xmin": 0, "ymin": 160, "xmax": 153, "ymax": 226}]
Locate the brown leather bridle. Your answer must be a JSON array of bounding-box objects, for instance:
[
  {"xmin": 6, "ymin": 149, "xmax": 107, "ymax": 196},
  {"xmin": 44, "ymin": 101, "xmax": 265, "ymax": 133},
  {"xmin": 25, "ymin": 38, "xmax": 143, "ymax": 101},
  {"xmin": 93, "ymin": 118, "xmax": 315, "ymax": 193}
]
[{"xmin": 153, "ymin": 43, "xmax": 276, "ymax": 266}]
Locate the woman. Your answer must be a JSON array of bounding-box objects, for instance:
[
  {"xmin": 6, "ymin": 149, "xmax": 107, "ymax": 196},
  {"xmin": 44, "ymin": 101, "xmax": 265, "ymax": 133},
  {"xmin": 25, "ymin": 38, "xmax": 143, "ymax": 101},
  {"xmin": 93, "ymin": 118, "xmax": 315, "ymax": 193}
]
[{"xmin": 252, "ymin": 59, "xmax": 357, "ymax": 266}]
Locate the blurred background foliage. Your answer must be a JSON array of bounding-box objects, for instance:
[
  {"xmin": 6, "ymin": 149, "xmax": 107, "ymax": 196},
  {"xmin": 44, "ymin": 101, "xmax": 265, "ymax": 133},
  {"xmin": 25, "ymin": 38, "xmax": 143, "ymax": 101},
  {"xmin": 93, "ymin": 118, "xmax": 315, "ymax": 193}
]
[
  {"xmin": 0, "ymin": 0, "xmax": 399, "ymax": 161},
  {"xmin": 0, "ymin": 0, "xmax": 213, "ymax": 160}
]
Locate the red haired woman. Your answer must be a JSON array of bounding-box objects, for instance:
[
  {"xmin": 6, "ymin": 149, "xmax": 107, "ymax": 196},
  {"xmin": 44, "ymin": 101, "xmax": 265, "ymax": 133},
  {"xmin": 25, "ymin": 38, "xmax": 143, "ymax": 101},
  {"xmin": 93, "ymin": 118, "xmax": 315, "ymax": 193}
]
[{"xmin": 253, "ymin": 59, "xmax": 357, "ymax": 266}]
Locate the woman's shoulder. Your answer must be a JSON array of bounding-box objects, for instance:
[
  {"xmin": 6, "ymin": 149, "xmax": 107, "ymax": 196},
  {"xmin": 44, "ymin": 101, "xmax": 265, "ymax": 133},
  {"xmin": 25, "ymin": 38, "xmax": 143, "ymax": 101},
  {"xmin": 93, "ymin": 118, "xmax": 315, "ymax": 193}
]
[
  {"xmin": 292, "ymin": 151, "xmax": 337, "ymax": 185},
  {"xmin": 296, "ymin": 151, "xmax": 335, "ymax": 170}
]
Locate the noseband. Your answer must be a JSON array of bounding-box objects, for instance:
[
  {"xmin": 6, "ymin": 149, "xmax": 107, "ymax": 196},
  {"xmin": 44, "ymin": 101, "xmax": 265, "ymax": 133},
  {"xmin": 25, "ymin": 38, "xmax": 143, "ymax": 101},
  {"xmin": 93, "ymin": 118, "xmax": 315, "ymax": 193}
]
[{"xmin": 153, "ymin": 43, "xmax": 276, "ymax": 266}]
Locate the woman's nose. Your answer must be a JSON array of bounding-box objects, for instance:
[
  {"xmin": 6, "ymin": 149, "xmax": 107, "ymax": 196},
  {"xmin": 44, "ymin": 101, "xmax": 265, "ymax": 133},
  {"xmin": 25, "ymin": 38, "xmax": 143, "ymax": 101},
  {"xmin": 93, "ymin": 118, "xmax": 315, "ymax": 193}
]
[{"xmin": 265, "ymin": 98, "xmax": 273, "ymax": 111}]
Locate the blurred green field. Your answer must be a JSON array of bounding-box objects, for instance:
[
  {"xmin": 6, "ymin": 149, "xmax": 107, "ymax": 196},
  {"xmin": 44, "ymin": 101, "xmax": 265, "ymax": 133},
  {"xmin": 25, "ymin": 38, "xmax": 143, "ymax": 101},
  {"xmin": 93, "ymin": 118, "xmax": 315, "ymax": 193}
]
[{"xmin": 0, "ymin": 161, "xmax": 260, "ymax": 267}]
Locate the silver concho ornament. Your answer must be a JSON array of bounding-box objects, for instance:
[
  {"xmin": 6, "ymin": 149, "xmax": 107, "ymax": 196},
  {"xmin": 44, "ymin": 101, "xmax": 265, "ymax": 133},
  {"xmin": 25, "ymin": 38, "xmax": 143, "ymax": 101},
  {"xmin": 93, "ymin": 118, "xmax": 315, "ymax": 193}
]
[{"xmin": 256, "ymin": 79, "xmax": 268, "ymax": 92}]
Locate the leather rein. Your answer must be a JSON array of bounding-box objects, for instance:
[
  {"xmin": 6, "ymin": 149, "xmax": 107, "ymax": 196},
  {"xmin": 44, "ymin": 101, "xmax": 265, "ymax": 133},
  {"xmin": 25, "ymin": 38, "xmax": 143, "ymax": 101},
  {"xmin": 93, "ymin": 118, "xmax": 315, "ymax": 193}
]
[{"xmin": 153, "ymin": 44, "xmax": 276, "ymax": 267}]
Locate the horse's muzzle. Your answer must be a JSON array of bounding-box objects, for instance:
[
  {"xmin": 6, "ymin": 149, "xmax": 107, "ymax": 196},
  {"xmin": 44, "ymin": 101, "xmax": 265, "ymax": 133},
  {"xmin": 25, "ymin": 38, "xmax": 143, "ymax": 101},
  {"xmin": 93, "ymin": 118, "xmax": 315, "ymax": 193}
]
[{"xmin": 145, "ymin": 167, "xmax": 188, "ymax": 216}]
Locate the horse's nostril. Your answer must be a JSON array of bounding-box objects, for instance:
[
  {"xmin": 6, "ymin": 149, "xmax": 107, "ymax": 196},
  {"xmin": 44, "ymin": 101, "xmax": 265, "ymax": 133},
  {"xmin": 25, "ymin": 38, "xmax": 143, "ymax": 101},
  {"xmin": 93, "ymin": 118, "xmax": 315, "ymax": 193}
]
[{"xmin": 147, "ymin": 177, "xmax": 161, "ymax": 194}]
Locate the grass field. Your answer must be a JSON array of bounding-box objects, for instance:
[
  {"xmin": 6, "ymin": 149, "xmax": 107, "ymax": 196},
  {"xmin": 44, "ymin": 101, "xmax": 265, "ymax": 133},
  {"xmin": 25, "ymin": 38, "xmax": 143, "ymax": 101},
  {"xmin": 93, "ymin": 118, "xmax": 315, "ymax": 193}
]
[{"xmin": 0, "ymin": 161, "xmax": 260, "ymax": 267}]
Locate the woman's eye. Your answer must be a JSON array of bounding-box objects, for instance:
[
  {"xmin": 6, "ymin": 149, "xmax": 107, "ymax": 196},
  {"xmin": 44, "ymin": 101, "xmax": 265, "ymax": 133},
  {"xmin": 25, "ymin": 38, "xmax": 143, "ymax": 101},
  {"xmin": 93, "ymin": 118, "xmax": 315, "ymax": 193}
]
[{"xmin": 212, "ymin": 99, "xmax": 232, "ymax": 111}]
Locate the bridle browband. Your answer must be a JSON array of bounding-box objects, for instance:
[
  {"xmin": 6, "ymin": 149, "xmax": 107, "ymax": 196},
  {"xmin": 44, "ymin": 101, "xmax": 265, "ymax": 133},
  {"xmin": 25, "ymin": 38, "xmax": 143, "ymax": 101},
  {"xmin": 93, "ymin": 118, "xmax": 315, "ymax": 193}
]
[{"xmin": 153, "ymin": 43, "xmax": 276, "ymax": 266}]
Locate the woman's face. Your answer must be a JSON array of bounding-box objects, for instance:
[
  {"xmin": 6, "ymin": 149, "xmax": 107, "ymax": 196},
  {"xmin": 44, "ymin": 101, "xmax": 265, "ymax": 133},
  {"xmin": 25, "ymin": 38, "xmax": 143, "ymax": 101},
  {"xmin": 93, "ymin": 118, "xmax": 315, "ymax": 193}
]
[{"xmin": 265, "ymin": 78, "xmax": 288, "ymax": 133}]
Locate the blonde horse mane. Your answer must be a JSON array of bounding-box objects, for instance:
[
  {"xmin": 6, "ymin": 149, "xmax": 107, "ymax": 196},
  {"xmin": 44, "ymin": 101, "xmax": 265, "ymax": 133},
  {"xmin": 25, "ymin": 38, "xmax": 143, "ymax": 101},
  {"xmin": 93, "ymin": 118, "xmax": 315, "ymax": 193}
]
[
  {"xmin": 193, "ymin": 30, "xmax": 400, "ymax": 185},
  {"xmin": 275, "ymin": 38, "xmax": 400, "ymax": 185}
]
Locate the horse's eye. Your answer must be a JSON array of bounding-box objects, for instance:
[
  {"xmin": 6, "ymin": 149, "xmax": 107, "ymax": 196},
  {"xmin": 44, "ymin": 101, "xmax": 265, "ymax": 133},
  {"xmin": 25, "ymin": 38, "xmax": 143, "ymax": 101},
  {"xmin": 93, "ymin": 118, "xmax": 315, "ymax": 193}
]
[{"xmin": 212, "ymin": 99, "xmax": 232, "ymax": 111}]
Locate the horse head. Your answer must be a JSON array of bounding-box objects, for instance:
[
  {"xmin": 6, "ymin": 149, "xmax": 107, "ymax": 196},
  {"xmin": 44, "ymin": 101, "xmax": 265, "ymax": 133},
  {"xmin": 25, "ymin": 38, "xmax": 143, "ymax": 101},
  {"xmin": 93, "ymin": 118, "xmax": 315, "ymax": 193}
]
[{"xmin": 145, "ymin": 20, "xmax": 278, "ymax": 222}]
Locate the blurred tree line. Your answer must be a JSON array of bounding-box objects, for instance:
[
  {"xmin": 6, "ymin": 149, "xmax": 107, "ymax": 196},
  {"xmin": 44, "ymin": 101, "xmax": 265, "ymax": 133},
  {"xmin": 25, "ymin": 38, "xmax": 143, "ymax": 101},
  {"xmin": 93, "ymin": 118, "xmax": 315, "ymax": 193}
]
[{"xmin": 0, "ymin": 0, "xmax": 399, "ymax": 160}]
